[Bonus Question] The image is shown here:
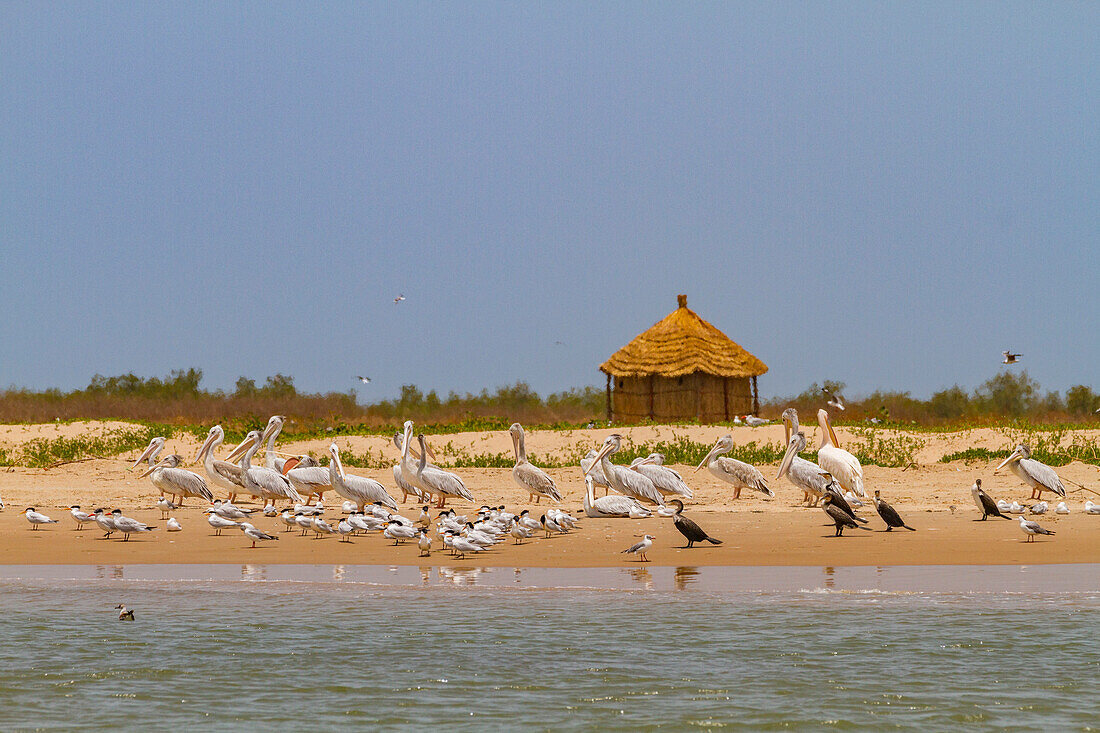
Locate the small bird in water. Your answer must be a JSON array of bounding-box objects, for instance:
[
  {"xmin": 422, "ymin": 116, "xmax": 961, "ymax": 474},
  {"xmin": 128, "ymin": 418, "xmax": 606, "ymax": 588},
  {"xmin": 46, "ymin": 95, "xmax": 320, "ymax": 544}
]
[
  {"xmin": 970, "ymin": 479, "xmax": 1010, "ymax": 521},
  {"xmin": 115, "ymin": 604, "xmax": 135, "ymax": 621},
  {"xmin": 873, "ymin": 491, "xmax": 915, "ymax": 531},
  {"xmin": 1018, "ymin": 515, "xmax": 1055, "ymax": 543},
  {"xmin": 623, "ymin": 534, "xmax": 654, "ymax": 562},
  {"xmin": 668, "ymin": 500, "xmax": 722, "ymax": 548},
  {"xmin": 822, "ymin": 494, "xmax": 872, "ymax": 537},
  {"xmin": 1002, "ymin": 350, "xmax": 1022, "ymax": 364}
]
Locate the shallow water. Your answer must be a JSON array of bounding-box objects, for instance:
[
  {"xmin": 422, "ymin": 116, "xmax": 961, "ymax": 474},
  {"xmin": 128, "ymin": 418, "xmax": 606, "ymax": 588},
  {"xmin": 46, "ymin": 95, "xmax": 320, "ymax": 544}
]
[{"xmin": 2, "ymin": 566, "xmax": 1099, "ymax": 730}]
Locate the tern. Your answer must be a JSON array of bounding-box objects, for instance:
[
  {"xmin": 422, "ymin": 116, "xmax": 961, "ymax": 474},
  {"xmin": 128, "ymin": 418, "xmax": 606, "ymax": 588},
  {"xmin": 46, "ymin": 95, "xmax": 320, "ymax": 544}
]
[
  {"xmin": 93, "ymin": 508, "xmax": 117, "ymax": 538},
  {"xmin": 69, "ymin": 505, "xmax": 96, "ymax": 530},
  {"xmin": 418, "ymin": 529, "xmax": 432, "ymax": 556},
  {"xmin": 393, "ymin": 293, "xmax": 405, "ymax": 304},
  {"xmin": 109, "ymin": 510, "xmax": 155, "ymax": 541},
  {"xmin": 24, "ymin": 507, "xmax": 58, "ymax": 529},
  {"xmin": 204, "ymin": 510, "xmax": 239, "ymax": 536},
  {"xmin": 1084, "ymin": 501, "xmax": 1100, "ymax": 515}
]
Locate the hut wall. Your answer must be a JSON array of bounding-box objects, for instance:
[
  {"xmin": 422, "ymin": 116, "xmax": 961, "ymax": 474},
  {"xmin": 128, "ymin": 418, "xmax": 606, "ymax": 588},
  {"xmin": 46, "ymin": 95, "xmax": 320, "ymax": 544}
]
[{"xmin": 610, "ymin": 374, "xmax": 753, "ymax": 422}]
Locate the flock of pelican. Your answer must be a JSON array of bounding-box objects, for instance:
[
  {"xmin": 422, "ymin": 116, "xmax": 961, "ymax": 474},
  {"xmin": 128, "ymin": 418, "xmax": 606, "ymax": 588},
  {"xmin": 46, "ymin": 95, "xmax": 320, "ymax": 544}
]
[{"xmin": 16, "ymin": 403, "xmax": 1084, "ymax": 552}]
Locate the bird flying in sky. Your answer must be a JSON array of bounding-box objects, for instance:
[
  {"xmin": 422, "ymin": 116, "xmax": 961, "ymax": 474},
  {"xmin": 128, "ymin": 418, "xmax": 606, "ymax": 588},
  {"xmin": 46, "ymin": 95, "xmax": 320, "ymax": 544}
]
[
  {"xmin": 356, "ymin": 376, "xmax": 371, "ymax": 384},
  {"xmin": 393, "ymin": 294, "xmax": 405, "ymax": 304},
  {"xmin": 1002, "ymin": 351, "xmax": 1022, "ymax": 364}
]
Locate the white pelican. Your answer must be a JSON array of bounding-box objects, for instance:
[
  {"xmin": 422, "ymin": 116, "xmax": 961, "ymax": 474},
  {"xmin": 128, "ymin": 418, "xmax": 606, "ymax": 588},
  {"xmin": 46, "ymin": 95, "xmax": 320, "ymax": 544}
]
[
  {"xmin": 583, "ymin": 474, "xmax": 649, "ymax": 518},
  {"xmin": 286, "ymin": 456, "xmax": 331, "ymax": 503},
  {"xmin": 815, "ymin": 409, "xmax": 865, "ymax": 497},
  {"xmin": 622, "ymin": 535, "xmax": 654, "ymax": 562},
  {"xmin": 240, "ymin": 522, "xmax": 278, "ymax": 548},
  {"xmin": 260, "ymin": 415, "xmax": 288, "ymax": 472},
  {"xmin": 69, "ymin": 505, "xmax": 95, "ymax": 530},
  {"xmin": 399, "ymin": 422, "xmax": 436, "ymax": 503},
  {"xmin": 695, "ymin": 436, "xmax": 772, "ymax": 499},
  {"xmin": 392, "ymin": 433, "xmax": 429, "ymax": 503},
  {"xmin": 585, "ymin": 434, "xmax": 665, "ymax": 506},
  {"xmin": 509, "ymin": 423, "xmax": 561, "ymax": 504},
  {"xmin": 414, "ymin": 433, "xmax": 473, "ymax": 508},
  {"xmin": 1018, "ymin": 515, "xmax": 1055, "ymax": 542},
  {"xmin": 132, "ymin": 436, "xmax": 165, "ymax": 471},
  {"xmin": 24, "ymin": 508, "xmax": 58, "ymax": 529},
  {"xmin": 580, "ymin": 450, "xmax": 613, "ymax": 496},
  {"xmin": 329, "ymin": 443, "xmax": 398, "ymax": 511},
  {"xmin": 236, "ymin": 431, "xmax": 303, "ymax": 509},
  {"xmin": 195, "ymin": 426, "xmax": 248, "ymax": 501},
  {"xmin": 777, "ymin": 409, "xmax": 832, "ymax": 506},
  {"xmin": 139, "ymin": 454, "xmax": 215, "ymax": 505},
  {"xmin": 630, "ymin": 454, "xmax": 693, "ymax": 499},
  {"xmin": 994, "ymin": 444, "xmax": 1067, "ymax": 500},
  {"xmin": 110, "ymin": 509, "xmax": 155, "ymax": 541}
]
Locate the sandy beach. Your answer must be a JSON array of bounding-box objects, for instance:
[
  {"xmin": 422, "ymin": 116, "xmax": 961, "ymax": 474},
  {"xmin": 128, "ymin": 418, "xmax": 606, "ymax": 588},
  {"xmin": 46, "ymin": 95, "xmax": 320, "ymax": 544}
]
[{"xmin": 2, "ymin": 421, "xmax": 1099, "ymax": 567}]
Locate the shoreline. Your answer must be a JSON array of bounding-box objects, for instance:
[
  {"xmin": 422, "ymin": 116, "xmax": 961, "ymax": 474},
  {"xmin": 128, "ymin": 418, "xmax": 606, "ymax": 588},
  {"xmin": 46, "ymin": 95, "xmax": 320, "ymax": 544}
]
[{"xmin": 1, "ymin": 562, "xmax": 1097, "ymax": 592}]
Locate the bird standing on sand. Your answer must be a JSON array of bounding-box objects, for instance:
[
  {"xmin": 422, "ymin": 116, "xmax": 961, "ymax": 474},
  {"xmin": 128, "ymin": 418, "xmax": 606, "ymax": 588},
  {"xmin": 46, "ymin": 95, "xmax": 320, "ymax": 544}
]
[
  {"xmin": 994, "ymin": 444, "xmax": 1067, "ymax": 501},
  {"xmin": 418, "ymin": 529, "xmax": 432, "ymax": 556},
  {"xmin": 69, "ymin": 506, "xmax": 95, "ymax": 530},
  {"xmin": 509, "ymin": 423, "xmax": 562, "ymax": 504},
  {"xmin": 630, "ymin": 454, "xmax": 693, "ymax": 499},
  {"xmin": 816, "ymin": 409, "xmax": 865, "ymax": 497},
  {"xmin": 115, "ymin": 604, "xmax": 135, "ymax": 621},
  {"xmin": 696, "ymin": 436, "xmax": 771, "ymax": 499},
  {"xmin": 111, "ymin": 510, "xmax": 155, "ymax": 541},
  {"xmin": 822, "ymin": 494, "xmax": 871, "ymax": 537},
  {"xmin": 1018, "ymin": 515, "xmax": 1055, "ymax": 542},
  {"xmin": 24, "ymin": 508, "xmax": 58, "ymax": 530},
  {"xmin": 586, "ymin": 434, "xmax": 665, "ymax": 506},
  {"xmin": 873, "ymin": 491, "xmax": 915, "ymax": 531},
  {"xmin": 167, "ymin": 517, "xmax": 182, "ymax": 532},
  {"xmin": 668, "ymin": 500, "xmax": 721, "ymax": 548},
  {"xmin": 970, "ymin": 479, "xmax": 1011, "ymax": 520},
  {"xmin": 743, "ymin": 415, "xmax": 769, "ymax": 427},
  {"xmin": 240, "ymin": 522, "xmax": 278, "ymax": 548},
  {"xmin": 824, "ymin": 482, "xmax": 867, "ymax": 524},
  {"xmin": 205, "ymin": 510, "xmax": 239, "ymax": 536},
  {"xmin": 622, "ymin": 535, "xmax": 654, "ymax": 562}
]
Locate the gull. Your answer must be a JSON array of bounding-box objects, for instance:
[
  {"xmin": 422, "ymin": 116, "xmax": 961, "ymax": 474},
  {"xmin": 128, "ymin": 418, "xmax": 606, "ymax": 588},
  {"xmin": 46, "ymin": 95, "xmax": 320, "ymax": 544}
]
[
  {"xmin": 997, "ymin": 499, "xmax": 1014, "ymax": 514},
  {"xmin": 262, "ymin": 504, "xmax": 278, "ymax": 517},
  {"xmin": 212, "ymin": 501, "xmax": 253, "ymax": 521},
  {"xmin": 622, "ymin": 535, "xmax": 654, "ymax": 562},
  {"xmin": 1056, "ymin": 501, "xmax": 1070, "ymax": 514},
  {"xmin": 656, "ymin": 505, "xmax": 677, "ymax": 517},
  {"xmin": 393, "ymin": 293, "xmax": 405, "ymax": 304},
  {"xmin": 1008, "ymin": 501, "xmax": 1026, "ymax": 514},
  {"xmin": 995, "ymin": 444, "xmax": 1067, "ymax": 500},
  {"xmin": 240, "ymin": 522, "xmax": 278, "ymax": 548},
  {"xmin": 696, "ymin": 435, "xmax": 771, "ymax": 499},
  {"xmin": 873, "ymin": 491, "xmax": 915, "ymax": 531},
  {"xmin": 356, "ymin": 376, "xmax": 372, "ymax": 384},
  {"xmin": 24, "ymin": 508, "xmax": 58, "ymax": 530},
  {"xmin": 1084, "ymin": 501, "xmax": 1100, "ymax": 515},
  {"xmin": 843, "ymin": 490, "xmax": 864, "ymax": 508},
  {"xmin": 972, "ymin": 480, "xmax": 1011, "ymax": 520},
  {"xmin": 1018, "ymin": 515, "xmax": 1055, "ymax": 542},
  {"xmin": 1002, "ymin": 351, "xmax": 1022, "ymax": 364},
  {"xmin": 156, "ymin": 497, "xmax": 178, "ymax": 519},
  {"xmin": 110, "ymin": 510, "xmax": 156, "ymax": 541},
  {"xmin": 167, "ymin": 517, "xmax": 182, "ymax": 532},
  {"xmin": 822, "ymin": 387, "xmax": 845, "ymax": 411},
  {"xmin": 337, "ymin": 518, "xmax": 355, "ymax": 542},
  {"xmin": 1029, "ymin": 501, "xmax": 1048, "ymax": 515},
  {"xmin": 115, "ymin": 604, "xmax": 135, "ymax": 621},
  {"xmin": 743, "ymin": 415, "xmax": 769, "ymax": 427},
  {"xmin": 204, "ymin": 510, "xmax": 239, "ymax": 536},
  {"xmin": 418, "ymin": 529, "xmax": 432, "ymax": 556},
  {"xmin": 69, "ymin": 505, "xmax": 96, "ymax": 530}
]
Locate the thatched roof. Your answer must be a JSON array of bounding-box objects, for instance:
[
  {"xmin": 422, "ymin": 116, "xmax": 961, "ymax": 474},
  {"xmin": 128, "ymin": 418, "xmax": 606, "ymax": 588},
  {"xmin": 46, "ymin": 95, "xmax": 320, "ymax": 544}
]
[{"xmin": 600, "ymin": 294, "xmax": 768, "ymax": 379}]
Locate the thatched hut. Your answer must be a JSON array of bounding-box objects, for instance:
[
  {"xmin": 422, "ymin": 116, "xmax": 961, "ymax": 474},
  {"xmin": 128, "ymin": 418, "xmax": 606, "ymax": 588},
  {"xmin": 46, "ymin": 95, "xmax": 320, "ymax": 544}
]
[{"xmin": 599, "ymin": 294, "xmax": 767, "ymax": 422}]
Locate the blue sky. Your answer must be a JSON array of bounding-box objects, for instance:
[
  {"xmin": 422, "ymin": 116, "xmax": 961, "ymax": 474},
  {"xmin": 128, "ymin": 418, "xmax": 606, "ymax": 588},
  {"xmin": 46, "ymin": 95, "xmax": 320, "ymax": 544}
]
[{"xmin": 2, "ymin": 2, "xmax": 1096, "ymax": 402}]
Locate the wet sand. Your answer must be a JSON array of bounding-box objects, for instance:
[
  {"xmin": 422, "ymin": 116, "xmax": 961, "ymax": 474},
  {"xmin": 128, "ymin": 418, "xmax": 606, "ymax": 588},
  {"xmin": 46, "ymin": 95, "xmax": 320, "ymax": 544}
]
[{"xmin": 2, "ymin": 419, "xmax": 1099, "ymax": 566}]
